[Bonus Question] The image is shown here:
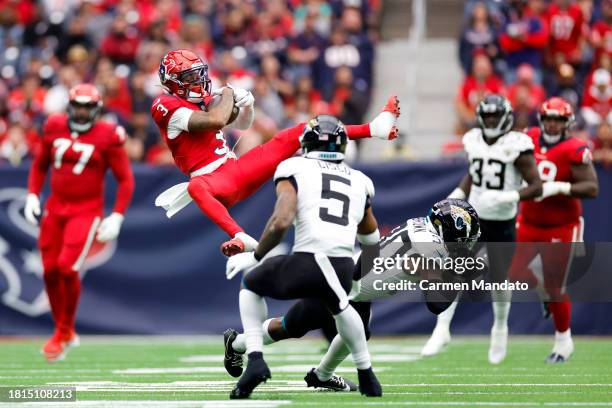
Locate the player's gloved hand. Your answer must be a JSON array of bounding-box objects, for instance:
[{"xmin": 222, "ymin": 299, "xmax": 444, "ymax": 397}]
[
  {"xmin": 226, "ymin": 252, "xmax": 258, "ymax": 280},
  {"xmin": 479, "ymin": 190, "xmax": 520, "ymax": 208},
  {"xmin": 96, "ymin": 212, "xmax": 124, "ymax": 242},
  {"xmin": 24, "ymin": 193, "xmax": 41, "ymax": 226},
  {"xmin": 369, "ymin": 96, "xmax": 400, "ymax": 140},
  {"xmin": 536, "ymin": 181, "xmax": 571, "ymax": 202},
  {"xmin": 232, "ymin": 87, "xmax": 255, "ymax": 108},
  {"xmin": 235, "ymin": 232, "xmax": 259, "ymax": 252}
]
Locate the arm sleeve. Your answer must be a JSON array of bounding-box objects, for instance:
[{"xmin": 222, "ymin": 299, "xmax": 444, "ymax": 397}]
[
  {"xmin": 27, "ymin": 132, "xmax": 52, "ymax": 195},
  {"xmin": 345, "ymin": 123, "xmax": 371, "ymax": 139},
  {"xmin": 107, "ymin": 128, "xmax": 135, "ymax": 214},
  {"xmin": 167, "ymin": 107, "xmax": 194, "ymax": 139}
]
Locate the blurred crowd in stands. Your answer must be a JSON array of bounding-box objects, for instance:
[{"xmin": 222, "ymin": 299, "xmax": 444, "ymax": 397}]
[
  {"xmin": 0, "ymin": 0, "xmax": 380, "ymax": 166},
  {"xmin": 451, "ymin": 0, "xmax": 612, "ymax": 168}
]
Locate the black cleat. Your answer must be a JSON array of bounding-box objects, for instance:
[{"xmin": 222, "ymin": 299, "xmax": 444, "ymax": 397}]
[
  {"xmin": 223, "ymin": 329, "xmax": 244, "ymax": 377},
  {"xmin": 229, "ymin": 352, "xmax": 271, "ymax": 399},
  {"xmin": 545, "ymin": 352, "xmax": 568, "ymax": 364},
  {"xmin": 304, "ymin": 368, "xmax": 357, "ymax": 392},
  {"xmin": 357, "ymin": 367, "xmax": 382, "ymax": 397}
]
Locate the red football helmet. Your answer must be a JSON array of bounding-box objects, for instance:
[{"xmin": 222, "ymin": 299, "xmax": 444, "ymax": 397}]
[
  {"xmin": 158, "ymin": 49, "xmax": 211, "ymax": 103},
  {"xmin": 538, "ymin": 97, "xmax": 574, "ymax": 144},
  {"xmin": 68, "ymin": 83, "xmax": 103, "ymax": 133}
]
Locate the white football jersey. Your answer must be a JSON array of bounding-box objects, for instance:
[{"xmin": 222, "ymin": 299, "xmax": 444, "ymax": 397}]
[
  {"xmin": 274, "ymin": 156, "xmax": 374, "ymax": 257},
  {"xmin": 353, "ymin": 217, "xmax": 447, "ymax": 301},
  {"xmin": 463, "ymin": 128, "xmax": 534, "ymax": 221}
]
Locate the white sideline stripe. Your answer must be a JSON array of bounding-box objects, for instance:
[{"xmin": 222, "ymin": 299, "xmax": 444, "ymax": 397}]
[
  {"xmin": 381, "ymin": 384, "xmax": 612, "ymax": 387},
  {"xmin": 112, "ymin": 365, "xmax": 388, "ymax": 374},
  {"xmin": 72, "ymin": 216, "xmax": 101, "ymax": 270},
  {"xmin": 0, "ymin": 401, "xmax": 291, "ymax": 408},
  {"xmin": 180, "ymin": 354, "xmax": 420, "ymax": 363}
]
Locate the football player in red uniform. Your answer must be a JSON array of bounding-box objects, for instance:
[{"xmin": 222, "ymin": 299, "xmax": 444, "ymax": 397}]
[
  {"xmin": 24, "ymin": 84, "xmax": 135, "ymax": 361},
  {"xmin": 509, "ymin": 97, "xmax": 599, "ymax": 363},
  {"xmin": 150, "ymin": 49, "xmax": 400, "ymax": 257}
]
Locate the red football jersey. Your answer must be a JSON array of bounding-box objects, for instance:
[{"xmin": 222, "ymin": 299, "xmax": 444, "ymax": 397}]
[
  {"xmin": 150, "ymin": 94, "xmax": 230, "ymax": 175},
  {"xmin": 545, "ymin": 4, "xmax": 584, "ymax": 59},
  {"xmin": 520, "ymin": 127, "xmax": 592, "ymax": 227},
  {"xmin": 28, "ymin": 113, "xmax": 134, "ymax": 216}
]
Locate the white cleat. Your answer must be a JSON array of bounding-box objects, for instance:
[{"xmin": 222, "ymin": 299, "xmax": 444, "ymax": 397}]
[
  {"xmin": 421, "ymin": 327, "xmax": 451, "ymax": 357},
  {"xmin": 488, "ymin": 326, "xmax": 508, "ymax": 364},
  {"xmin": 546, "ymin": 332, "xmax": 574, "ymax": 364}
]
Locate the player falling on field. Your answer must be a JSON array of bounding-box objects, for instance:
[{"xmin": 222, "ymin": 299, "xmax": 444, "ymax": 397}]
[
  {"xmin": 222, "ymin": 199, "xmax": 481, "ymax": 392},
  {"xmin": 225, "ymin": 116, "xmax": 382, "ymax": 398},
  {"xmin": 24, "ymin": 84, "xmax": 135, "ymax": 362},
  {"xmin": 421, "ymin": 94, "xmax": 543, "ymax": 364},
  {"xmin": 150, "ymin": 49, "xmax": 399, "ymax": 256},
  {"xmin": 509, "ymin": 97, "xmax": 598, "ymax": 363}
]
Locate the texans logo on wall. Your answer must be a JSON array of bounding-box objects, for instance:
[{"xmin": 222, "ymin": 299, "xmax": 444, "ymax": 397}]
[{"xmin": 0, "ymin": 188, "xmax": 116, "ymax": 317}]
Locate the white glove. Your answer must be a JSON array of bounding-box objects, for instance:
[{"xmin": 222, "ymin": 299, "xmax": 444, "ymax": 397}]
[
  {"xmin": 233, "ymin": 87, "xmax": 255, "ymax": 108},
  {"xmin": 226, "ymin": 251, "xmax": 259, "ymax": 280},
  {"xmin": 24, "ymin": 193, "xmax": 41, "ymax": 225},
  {"xmin": 369, "ymin": 111, "xmax": 397, "ymax": 140},
  {"xmin": 96, "ymin": 212, "xmax": 124, "ymax": 242},
  {"xmin": 479, "ymin": 190, "xmax": 520, "ymax": 208},
  {"xmin": 448, "ymin": 187, "xmax": 467, "ymax": 200},
  {"xmin": 536, "ymin": 181, "xmax": 571, "ymax": 201},
  {"xmin": 235, "ymin": 232, "xmax": 259, "ymax": 252}
]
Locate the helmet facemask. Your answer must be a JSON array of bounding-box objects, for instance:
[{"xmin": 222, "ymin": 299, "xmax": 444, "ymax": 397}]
[
  {"xmin": 177, "ymin": 64, "xmax": 212, "ymax": 103},
  {"xmin": 68, "ymin": 100, "xmax": 102, "ymax": 133},
  {"xmin": 478, "ymin": 110, "xmax": 514, "ymax": 139},
  {"xmin": 539, "ymin": 114, "xmax": 571, "ymax": 145}
]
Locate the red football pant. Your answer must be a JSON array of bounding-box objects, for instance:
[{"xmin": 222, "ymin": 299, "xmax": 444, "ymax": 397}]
[
  {"xmin": 40, "ymin": 210, "xmax": 101, "ymax": 335},
  {"xmin": 508, "ymin": 217, "xmax": 584, "ymax": 332}
]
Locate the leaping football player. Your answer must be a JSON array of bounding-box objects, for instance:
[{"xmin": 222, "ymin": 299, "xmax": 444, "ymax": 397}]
[
  {"xmin": 509, "ymin": 97, "xmax": 598, "ymax": 363},
  {"xmin": 150, "ymin": 49, "xmax": 400, "ymax": 257},
  {"xmin": 24, "ymin": 84, "xmax": 135, "ymax": 362}
]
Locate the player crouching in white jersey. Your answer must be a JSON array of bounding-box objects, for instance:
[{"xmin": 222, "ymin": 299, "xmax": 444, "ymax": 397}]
[
  {"xmin": 225, "ymin": 115, "xmax": 382, "ymax": 399},
  {"xmin": 222, "ymin": 199, "xmax": 481, "ymax": 392},
  {"xmin": 422, "ymin": 95, "xmax": 542, "ymax": 364}
]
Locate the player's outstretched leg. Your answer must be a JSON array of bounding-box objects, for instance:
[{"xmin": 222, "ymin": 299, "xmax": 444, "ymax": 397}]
[
  {"xmin": 421, "ymin": 298, "xmax": 458, "ymax": 357},
  {"xmin": 489, "ymin": 290, "xmax": 511, "ymax": 365}
]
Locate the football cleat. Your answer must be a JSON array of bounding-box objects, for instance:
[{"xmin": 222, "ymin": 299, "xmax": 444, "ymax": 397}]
[
  {"xmin": 370, "ymin": 96, "xmax": 400, "ymax": 140},
  {"xmin": 230, "ymin": 352, "xmax": 271, "ymax": 399},
  {"xmin": 221, "ymin": 238, "xmax": 245, "ymax": 257},
  {"xmin": 541, "ymin": 301, "xmax": 551, "ymax": 319},
  {"xmin": 357, "ymin": 367, "xmax": 382, "ymax": 397},
  {"xmin": 304, "ymin": 368, "xmax": 357, "ymax": 392},
  {"xmin": 421, "ymin": 327, "xmax": 451, "ymax": 357},
  {"xmin": 546, "ymin": 334, "xmax": 573, "ymax": 364},
  {"xmin": 545, "ymin": 352, "xmax": 568, "ymax": 364},
  {"xmin": 42, "ymin": 331, "xmax": 65, "ymax": 362},
  {"xmin": 223, "ymin": 329, "xmax": 244, "ymax": 377},
  {"xmin": 488, "ymin": 326, "xmax": 508, "ymax": 365}
]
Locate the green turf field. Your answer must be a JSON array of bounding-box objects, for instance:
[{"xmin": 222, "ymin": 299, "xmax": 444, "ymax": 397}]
[{"xmin": 1, "ymin": 336, "xmax": 611, "ymax": 407}]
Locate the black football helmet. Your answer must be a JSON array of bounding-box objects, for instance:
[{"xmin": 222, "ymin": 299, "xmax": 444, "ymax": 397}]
[
  {"xmin": 476, "ymin": 94, "xmax": 514, "ymax": 139},
  {"xmin": 300, "ymin": 115, "xmax": 348, "ymax": 156},
  {"xmin": 428, "ymin": 198, "xmax": 480, "ymax": 245}
]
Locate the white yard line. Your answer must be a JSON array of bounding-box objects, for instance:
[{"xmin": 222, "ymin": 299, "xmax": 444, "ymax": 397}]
[{"xmin": 112, "ymin": 366, "xmax": 388, "ymax": 375}]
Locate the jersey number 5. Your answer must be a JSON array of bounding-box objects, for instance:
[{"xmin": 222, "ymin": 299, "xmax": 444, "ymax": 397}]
[
  {"xmin": 319, "ymin": 173, "xmax": 351, "ymax": 226},
  {"xmin": 53, "ymin": 138, "xmax": 95, "ymax": 175}
]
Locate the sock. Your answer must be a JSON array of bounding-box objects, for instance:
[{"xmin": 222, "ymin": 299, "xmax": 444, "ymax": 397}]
[
  {"xmin": 549, "ymin": 300, "xmax": 571, "ymax": 332},
  {"xmin": 43, "ymin": 270, "xmax": 65, "ymax": 333},
  {"xmin": 239, "ymin": 289, "xmax": 268, "ymax": 354},
  {"xmin": 60, "ymin": 273, "xmax": 81, "ymax": 335},
  {"xmin": 555, "ymin": 328, "xmax": 572, "ymax": 342},
  {"xmin": 333, "ymin": 306, "xmax": 371, "ymax": 370},
  {"xmin": 434, "ymin": 297, "xmax": 459, "ymax": 332},
  {"xmin": 316, "ymin": 334, "xmax": 350, "ymax": 381},
  {"xmin": 232, "ymin": 318, "xmax": 277, "ymax": 353},
  {"xmin": 491, "ymin": 290, "xmax": 511, "ymax": 330}
]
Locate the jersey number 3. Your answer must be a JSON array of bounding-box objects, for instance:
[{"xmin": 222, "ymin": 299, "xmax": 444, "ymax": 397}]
[
  {"xmin": 53, "ymin": 138, "xmax": 95, "ymax": 175},
  {"xmin": 319, "ymin": 174, "xmax": 351, "ymax": 226},
  {"xmin": 471, "ymin": 158, "xmax": 506, "ymax": 190}
]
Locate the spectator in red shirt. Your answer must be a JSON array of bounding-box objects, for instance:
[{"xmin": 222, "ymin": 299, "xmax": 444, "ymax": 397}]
[
  {"xmin": 508, "ymin": 63, "xmax": 546, "ymax": 128},
  {"xmin": 455, "ymin": 52, "xmax": 506, "ymax": 134},
  {"xmin": 100, "ymin": 14, "xmax": 141, "ymax": 65},
  {"xmin": 590, "ymin": 0, "xmax": 612, "ymax": 68},
  {"xmin": 581, "ymin": 68, "xmax": 612, "ymax": 130},
  {"xmin": 499, "ymin": 0, "xmax": 549, "ymax": 83},
  {"xmin": 545, "ymin": 0, "xmax": 585, "ymax": 66},
  {"xmin": 592, "ymin": 120, "xmax": 612, "ymax": 168}
]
